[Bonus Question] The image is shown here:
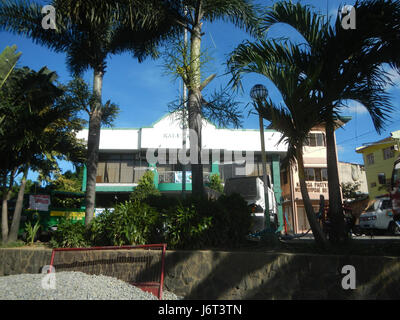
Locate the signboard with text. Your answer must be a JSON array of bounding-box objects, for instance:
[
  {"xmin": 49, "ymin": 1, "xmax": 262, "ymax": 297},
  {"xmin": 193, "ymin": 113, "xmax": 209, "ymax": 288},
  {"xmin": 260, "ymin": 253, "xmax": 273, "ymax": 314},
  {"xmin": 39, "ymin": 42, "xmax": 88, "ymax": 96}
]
[{"xmin": 29, "ymin": 195, "xmax": 51, "ymax": 211}]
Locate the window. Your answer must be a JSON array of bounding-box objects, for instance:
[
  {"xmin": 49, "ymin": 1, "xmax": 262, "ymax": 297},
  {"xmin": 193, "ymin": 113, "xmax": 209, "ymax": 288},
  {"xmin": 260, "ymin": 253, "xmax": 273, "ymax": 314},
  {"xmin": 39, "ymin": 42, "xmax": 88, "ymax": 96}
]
[
  {"xmin": 304, "ymin": 168, "xmax": 328, "ymax": 181},
  {"xmin": 97, "ymin": 153, "xmax": 149, "ymax": 184},
  {"xmin": 366, "ymin": 153, "xmax": 375, "ymax": 165},
  {"xmin": 304, "ymin": 133, "xmax": 326, "ymax": 147},
  {"xmin": 378, "ymin": 173, "xmax": 386, "ymax": 185},
  {"xmin": 383, "ymin": 146, "xmax": 395, "ymax": 160},
  {"xmin": 321, "ymin": 168, "xmax": 328, "ymax": 181},
  {"xmin": 381, "ymin": 200, "xmax": 392, "ymax": 210},
  {"xmin": 305, "ymin": 168, "xmax": 315, "ymax": 181}
]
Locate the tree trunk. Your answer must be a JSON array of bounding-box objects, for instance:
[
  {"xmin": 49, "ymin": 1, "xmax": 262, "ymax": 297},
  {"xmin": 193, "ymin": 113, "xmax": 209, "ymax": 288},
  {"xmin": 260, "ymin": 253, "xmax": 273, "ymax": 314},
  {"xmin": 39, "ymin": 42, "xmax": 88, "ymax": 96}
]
[
  {"xmin": 296, "ymin": 149, "xmax": 328, "ymax": 248},
  {"xmin": 1, "ymin": 169, "xmax": 16, "ymax": 243},
  {"xmin": 8, "ymin": 166, "xmax": 29, "ymax": 243},
  {"xmin": 1, "ymin": 190, "xmax": 9, "ymax": 243},
  {"xmin": 188, "ymin": 23, "xmax": 204, "ymax": 197},
  {"xmin": 325, "ymin": 120, "xmax": 347, "ymax": 243},
  {"xmin": 84, "ymin": 68, "xmax": 104, "ymax": 226}
]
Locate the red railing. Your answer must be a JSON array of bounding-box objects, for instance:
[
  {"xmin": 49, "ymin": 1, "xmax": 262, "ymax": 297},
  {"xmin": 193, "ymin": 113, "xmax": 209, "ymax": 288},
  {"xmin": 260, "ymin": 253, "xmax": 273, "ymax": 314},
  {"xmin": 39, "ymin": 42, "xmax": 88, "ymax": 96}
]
[{"xmin": 49, "ymin": 244, "xmax": 167, "ymax": 299}]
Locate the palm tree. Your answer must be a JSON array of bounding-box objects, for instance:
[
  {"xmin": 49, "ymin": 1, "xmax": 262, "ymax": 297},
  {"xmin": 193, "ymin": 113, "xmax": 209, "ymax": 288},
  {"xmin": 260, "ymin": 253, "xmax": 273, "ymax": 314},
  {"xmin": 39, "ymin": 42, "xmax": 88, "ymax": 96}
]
[
  {"xmin": 0, "ymin": 66, "xmax": 86, "ymax": 243},
  {"xmin": 0, "ymin": 0, "xmax": 180, "ymax": 225},
  {"xmin": 0, "ymin": 45, "xmax": 21, "ymax": 89},
  {"xmin": 158, "ymin": 0, "xmax": 261, "ymax": 196},
  {"xmin": 228, "ymin": 40, "xmax": 328, "ymax": 247},
  {"xmin": 260, "ymin": 1, "xmax": 394, "ymax": 242}
]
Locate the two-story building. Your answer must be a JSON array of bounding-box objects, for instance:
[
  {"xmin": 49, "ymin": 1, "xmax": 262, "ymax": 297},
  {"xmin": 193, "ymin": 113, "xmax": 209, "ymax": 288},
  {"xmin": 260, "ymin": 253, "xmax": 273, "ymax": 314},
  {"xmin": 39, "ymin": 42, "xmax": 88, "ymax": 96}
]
[
  {"xmin": 77, "ymin": 111, "xmax": 347, "ymax": 234},
  {"xmin": 356, "ymin": 130, "xmax": 400, "ymax": 199}
]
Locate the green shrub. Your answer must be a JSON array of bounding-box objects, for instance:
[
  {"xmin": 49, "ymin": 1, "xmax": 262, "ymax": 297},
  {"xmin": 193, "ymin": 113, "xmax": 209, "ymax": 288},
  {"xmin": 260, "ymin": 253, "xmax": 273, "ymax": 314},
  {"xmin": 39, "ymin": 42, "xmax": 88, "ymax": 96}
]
[
  {"xmin": 208, "ymin": 174, "xmax": 224, "ymax": 193},
  {"xmin": 49, "ymin": 219, "xmax": 88, "ymax": 248},
  {"xmin": 160, "ymin": 194, "xmax": 252, "ymax": 249},
  {"xmin": 213, "ymin": 193, "xmax": 252, "ymax": 247},
  {"xmin": 130, "ymin": 170, "xmax": 160, "ymax": 201},
  {"xmin": 89, "ymin": 200, "xmax": 161, "ymax": 246},
  {"xmin": 25, "ymin": 220, "xmax": 41, "ymax": 245},
  {"xmin": 162, "ymin": 201, "xmax": 213, "ymax": 249},
  {"xmin": 144, "ymin": 194, "xmax": 180, "ymax": 211}
]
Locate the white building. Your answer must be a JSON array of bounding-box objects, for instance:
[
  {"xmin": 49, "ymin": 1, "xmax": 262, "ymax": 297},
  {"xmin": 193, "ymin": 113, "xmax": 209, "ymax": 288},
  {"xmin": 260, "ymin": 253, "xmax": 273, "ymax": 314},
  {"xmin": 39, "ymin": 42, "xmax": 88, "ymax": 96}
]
[{"xmin": 77, "ymin": 111, "xmax": 348, "ymax": 234}]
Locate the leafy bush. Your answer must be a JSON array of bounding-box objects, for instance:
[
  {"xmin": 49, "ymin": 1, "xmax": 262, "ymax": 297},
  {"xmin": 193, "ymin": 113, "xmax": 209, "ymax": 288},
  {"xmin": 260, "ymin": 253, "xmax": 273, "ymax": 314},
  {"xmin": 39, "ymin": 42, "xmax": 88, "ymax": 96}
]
[
  {"xmin": 49, "ymin": 219, "xmax": 88, "ymax": 248},
  {"xmin": 208, "ymin": 174, "xmax": 224, "ymax": 193},
  {"xmin": 212, "ymin": 193, "xmax": 252, "ymax": 247},
  {"xmin": 162, "ymin": 201, "xmax": 213, "ymax": 249},
  {"xmin": 25, "ymin": 220, "xmax": 40, "ymax": 245},
  {"xmin": 160, "ymin": 194, "xmax": 252, "ymax": 249},
  {"xmin": 130, "ymin": 170, "xmax": 160, "ymax": 201},
  {"xmin": 89, "ymin": 200, "xmax": 161, "ymax": 246}
]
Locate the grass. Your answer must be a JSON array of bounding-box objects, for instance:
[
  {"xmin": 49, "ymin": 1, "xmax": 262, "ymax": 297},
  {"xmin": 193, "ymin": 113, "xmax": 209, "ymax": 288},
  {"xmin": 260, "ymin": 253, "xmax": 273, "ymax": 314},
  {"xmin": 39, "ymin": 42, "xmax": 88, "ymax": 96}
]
[{"xmin": 0, "ymin": 240, "xmax": 26, "ymax": 248}]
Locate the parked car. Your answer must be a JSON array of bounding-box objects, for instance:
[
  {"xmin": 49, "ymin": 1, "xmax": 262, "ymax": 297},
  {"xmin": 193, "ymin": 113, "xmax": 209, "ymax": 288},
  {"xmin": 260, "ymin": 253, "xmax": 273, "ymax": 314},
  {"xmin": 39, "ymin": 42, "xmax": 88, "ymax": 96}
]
[{"xmin": 359, "ymin": 197, "xmax": 400, "ymax": 235}]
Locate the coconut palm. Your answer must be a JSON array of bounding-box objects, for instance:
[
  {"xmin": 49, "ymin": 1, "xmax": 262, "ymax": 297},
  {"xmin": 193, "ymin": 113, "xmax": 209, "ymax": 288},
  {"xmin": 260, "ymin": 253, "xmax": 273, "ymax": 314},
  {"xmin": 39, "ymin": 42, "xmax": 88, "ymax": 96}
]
[
  {"xmin": 259, "ymin": 0, "xmax": 394, "ymax": 242},
  {"xmin": 0, "ymin": 0, "xmax": 180, "ymax": 225},
  {"xmin": 0, "ymin": 66, "xmax": 86, "ymax": 243},
  {"xmin": 228, "ymin": 39, "xmax": 329, "ymax": 247},
  {"xmin": 157, "ymin": 0, "xmax": 261, "ymax": 196}
]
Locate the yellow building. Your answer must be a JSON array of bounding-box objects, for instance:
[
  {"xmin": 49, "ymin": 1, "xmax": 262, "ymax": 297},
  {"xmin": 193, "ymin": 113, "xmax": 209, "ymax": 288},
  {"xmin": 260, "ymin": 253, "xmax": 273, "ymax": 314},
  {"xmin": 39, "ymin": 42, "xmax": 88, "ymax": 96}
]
[{"xmin": 356, "ymin": 130, "xmax": 400, "ymax": 199}]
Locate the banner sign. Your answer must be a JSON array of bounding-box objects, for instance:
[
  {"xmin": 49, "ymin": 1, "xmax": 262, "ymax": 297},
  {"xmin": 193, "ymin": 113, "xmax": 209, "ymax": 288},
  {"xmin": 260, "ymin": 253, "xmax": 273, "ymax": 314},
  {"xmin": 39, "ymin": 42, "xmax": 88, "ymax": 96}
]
[
  {"xmin": 174, "ymin": 171, "xmax": 192, "ymax": 184},
  {"xmin": 29, "ymin": 195, "xmax": 51, "ymax": 211}
]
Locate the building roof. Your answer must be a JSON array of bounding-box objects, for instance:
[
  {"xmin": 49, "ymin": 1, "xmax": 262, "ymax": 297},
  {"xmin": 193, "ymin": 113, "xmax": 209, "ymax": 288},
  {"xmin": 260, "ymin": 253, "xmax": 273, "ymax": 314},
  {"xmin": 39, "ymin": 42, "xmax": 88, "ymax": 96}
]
[
  {"xmin": 77, "ymin": 111, "xmax": 288, "ymax": 153},
  {"xmin": 356, "ymin": 130, "xmax": 400, "ymax": 154}
]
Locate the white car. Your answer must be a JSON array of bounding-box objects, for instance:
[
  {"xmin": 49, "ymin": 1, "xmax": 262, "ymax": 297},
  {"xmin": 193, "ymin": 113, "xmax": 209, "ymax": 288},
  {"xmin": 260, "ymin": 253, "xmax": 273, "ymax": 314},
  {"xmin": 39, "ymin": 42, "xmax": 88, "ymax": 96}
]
[{"xmin": 359, "ymin": 197, "xmax": 400, "ymax": 235}]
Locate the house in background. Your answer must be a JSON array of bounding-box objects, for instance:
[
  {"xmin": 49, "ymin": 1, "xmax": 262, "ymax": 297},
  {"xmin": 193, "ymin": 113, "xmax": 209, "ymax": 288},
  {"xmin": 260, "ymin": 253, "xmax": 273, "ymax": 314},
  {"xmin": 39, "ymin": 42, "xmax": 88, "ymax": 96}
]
[
  {"xmin": 338, "ymin": 161, "xmax": 368, "ymax": 196},
  {"xmin": 77, "ymin": 111, "xmax": 350, "ymax": 235},
  {"xmin": 356, "ymin": 130, "xmax": 400, "ymax": 199}
]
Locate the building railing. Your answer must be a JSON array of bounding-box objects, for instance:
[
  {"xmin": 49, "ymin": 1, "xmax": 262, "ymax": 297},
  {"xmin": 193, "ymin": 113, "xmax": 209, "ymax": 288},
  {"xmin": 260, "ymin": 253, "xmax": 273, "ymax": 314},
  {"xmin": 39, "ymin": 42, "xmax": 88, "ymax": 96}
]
[{"xmin": 158, "ymin": 171, "xmax": 210, "ymax": 184}]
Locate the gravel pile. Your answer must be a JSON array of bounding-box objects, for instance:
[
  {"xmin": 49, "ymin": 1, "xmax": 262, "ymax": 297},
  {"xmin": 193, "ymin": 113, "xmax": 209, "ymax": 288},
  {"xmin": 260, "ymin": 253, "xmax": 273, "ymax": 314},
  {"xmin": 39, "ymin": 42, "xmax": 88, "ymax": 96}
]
[{"xmin": 0, "ymin": 272, "xmax": 182, "ymax": 300}]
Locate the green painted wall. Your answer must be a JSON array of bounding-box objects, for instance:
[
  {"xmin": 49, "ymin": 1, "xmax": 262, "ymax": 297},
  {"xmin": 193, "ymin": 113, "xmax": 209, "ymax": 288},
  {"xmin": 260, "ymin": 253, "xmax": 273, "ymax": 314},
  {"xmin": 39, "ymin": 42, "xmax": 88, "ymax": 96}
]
[{"xmin": 271, "ymin": 154, "xmax": 284, "ymax": 232}]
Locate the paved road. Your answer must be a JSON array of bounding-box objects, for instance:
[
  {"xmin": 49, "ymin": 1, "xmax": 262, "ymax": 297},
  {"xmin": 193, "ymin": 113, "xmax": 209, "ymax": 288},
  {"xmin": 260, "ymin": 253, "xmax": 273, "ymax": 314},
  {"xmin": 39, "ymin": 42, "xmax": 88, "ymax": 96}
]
[{"xmin": 282, "ymin": 233, "xmax": 400, "ymax": 242}]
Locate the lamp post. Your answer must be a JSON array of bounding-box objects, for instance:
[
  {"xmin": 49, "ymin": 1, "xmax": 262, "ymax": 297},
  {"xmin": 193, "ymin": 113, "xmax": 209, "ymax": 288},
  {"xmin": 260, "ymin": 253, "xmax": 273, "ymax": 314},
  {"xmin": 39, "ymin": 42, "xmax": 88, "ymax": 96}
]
[{"xmin": 250, "ymin": 84, "xmax": 271, "ymax": 231}]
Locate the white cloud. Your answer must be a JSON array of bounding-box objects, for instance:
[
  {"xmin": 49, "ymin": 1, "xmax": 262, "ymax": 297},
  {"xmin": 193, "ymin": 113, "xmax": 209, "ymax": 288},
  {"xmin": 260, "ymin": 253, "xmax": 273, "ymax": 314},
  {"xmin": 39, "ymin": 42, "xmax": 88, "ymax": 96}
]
[
  {"xmin": 345, "ymin": 101, "xmax": 368, "ymax": 115},
  {"xmin": 337, "ymin": 145, "xmax": 345, "ymax": 154},
  {"xmin": 386, "ymin": 68, "xmax": 400, "ymax": 89}
]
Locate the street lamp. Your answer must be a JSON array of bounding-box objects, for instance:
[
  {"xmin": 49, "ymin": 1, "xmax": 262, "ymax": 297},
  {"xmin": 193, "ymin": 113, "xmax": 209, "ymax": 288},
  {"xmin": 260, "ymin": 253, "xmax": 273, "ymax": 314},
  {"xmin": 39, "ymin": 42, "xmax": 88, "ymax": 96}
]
[
  {"xmin": 250, "ymin": 84, "xmax": 268, "ymax": 102},
  {"xmin": 250, "ymin": 84, "xmax": 271, "ymax": 232}
]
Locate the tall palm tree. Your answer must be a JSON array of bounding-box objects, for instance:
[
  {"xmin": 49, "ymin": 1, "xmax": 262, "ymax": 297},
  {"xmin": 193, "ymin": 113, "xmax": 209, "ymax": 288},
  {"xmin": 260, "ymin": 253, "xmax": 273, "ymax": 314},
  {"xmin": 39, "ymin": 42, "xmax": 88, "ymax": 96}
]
[
  {"xmin": 228, "ymin": 40, "xmax": 328, "ymax": 247},
  {"xmin": 0, "ymin": 0, "xmax": 180, "ymax": 225},
  {"xmin": 158, "ymin": 0, "xmax": 261, "ymax": 196},
  {"xmin": 0, "ymin": 66, "xmax": 86, "ymax": 243},
  {"xmin": 260, "ymin": 1, "xmax": 394, "ymax": 242}
]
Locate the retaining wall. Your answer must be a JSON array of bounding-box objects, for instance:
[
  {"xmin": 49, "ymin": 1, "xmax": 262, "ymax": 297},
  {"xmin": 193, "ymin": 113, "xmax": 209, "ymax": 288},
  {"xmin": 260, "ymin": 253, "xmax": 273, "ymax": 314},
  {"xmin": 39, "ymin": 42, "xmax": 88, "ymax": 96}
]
[{"xmin": 1, "ymin": 248, "xmax": 399, "ymax": 299}]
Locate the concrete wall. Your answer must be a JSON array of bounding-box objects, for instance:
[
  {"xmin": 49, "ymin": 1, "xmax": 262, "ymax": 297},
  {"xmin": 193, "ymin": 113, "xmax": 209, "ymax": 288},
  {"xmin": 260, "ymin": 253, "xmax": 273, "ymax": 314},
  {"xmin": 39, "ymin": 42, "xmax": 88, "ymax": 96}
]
[
  {"xmin": 338, "ymin": 162, "xmax": 368, "ymax": 194},
  {"xmin": 1, "ymin": 248, "xmax": 399, "ymax": 300}
]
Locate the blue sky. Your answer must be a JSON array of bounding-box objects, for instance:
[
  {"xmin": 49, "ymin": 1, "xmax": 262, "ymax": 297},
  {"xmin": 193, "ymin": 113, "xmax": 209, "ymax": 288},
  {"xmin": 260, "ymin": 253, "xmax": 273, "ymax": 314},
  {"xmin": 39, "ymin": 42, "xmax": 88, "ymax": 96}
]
[{"xmin": 1, "ymin": 0, "xmax": 400, "ymax": 179}]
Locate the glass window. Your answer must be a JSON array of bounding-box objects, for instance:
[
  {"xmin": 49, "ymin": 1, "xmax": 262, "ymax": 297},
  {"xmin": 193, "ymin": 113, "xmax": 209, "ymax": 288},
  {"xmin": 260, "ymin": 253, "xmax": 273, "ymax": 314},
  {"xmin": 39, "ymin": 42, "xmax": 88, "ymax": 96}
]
[
  {"xmin": 321, "ymin": 168, "xmax": 328, "ymax": 181},
  {"xmin": 305, "ymin": 133, "xmax": 325, "ymax": 147},
  {"xmin": 120, "ymin": 157, "xmax": 134, "ymax": 183},
  {"xmin": 317, "ymin": 133, "xmax": 326, "ymax": 147},
  {"xmin": 383, "ymin": 146, "xmax": 395, "ymax": 160},
  {"xmin": 378, "ymin": 173, "xmax": 386, "ymax": 185},
  {"xmin": 366, "ymin": 153, "xmax": 375, "ymax": 165},
  {"xmin": 315, "ymin": 168, "xmax": 322, "ymax": 181},
  {"xmin": 305, "ymin": 168, "xmax": 315, "ymax": 181},
  {"xmin": 381, "ymin": 200, "xmax": 392, "ymax": 210}
]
